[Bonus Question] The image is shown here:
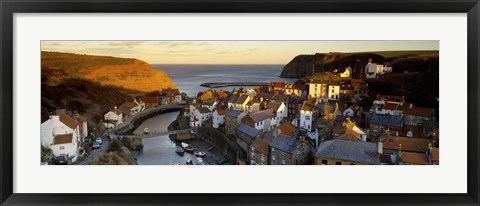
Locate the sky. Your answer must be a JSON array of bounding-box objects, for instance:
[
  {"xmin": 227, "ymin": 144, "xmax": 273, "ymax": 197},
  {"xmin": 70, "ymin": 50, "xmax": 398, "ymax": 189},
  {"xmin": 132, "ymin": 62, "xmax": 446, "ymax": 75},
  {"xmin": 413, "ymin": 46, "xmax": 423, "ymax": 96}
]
[{"xmin": 41, "ymin": 41, "xmax": 439, "ymax": 64}]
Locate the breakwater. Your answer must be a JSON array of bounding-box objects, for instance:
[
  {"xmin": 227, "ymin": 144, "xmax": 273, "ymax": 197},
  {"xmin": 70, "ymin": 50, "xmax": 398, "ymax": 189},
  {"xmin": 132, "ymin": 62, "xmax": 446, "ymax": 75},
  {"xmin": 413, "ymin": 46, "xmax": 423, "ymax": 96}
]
[{"xmin": 200, "ymin": 82, "xmax": 269, "ymax": 88}]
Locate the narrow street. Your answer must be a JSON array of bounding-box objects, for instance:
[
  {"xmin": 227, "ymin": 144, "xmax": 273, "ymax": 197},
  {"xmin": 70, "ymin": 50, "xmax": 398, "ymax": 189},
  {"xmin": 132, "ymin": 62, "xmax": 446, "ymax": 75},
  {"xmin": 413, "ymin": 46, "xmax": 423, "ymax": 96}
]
[{"xmin": 78, "ymin": 133, "xmax": 110, "ymax": 165}]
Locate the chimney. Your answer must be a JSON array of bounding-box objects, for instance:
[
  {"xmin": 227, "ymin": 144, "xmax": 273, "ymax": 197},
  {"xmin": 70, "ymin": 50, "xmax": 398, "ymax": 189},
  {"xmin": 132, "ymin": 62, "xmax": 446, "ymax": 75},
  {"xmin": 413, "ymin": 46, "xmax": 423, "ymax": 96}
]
[
  {"xmin": 409, "ymin": 103, "xmax": 413, "ymax": 109},
  {"xmin": 395, "ymin": 131, "xmax": 399, "ymax": 139},
  {"xmin": 368, "ymin": 58, "xmax": 373, "ymax": 64},
  {"xmin": 299, "ymin": 135, "xmax": 305, "ymax": 143}
]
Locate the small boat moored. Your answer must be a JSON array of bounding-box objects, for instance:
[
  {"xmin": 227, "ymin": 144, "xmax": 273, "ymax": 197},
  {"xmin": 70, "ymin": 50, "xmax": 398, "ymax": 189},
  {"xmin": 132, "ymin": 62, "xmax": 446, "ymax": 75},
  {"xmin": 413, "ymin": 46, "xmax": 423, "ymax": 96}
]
[
  {"xmin": 181, "ymin": 142, "xmax": 195, "ymax": 152},
  {"xmin": 194, "ymin": 151, "xmax": 206, "ymax": 157},
  {"xmin": 208, "ymin": 146, "xmax": 214, "ymax": 151},
  {"xmin": 176, "ymin": 146, "xmax": 185, "ymax": 156},
  {"xmin": 144, "ymin": 128, "xmax": 149, "ymax": 134},
  {"xmin": 185, "ymin": 157, "xmax": 193, "ymax": 165}
]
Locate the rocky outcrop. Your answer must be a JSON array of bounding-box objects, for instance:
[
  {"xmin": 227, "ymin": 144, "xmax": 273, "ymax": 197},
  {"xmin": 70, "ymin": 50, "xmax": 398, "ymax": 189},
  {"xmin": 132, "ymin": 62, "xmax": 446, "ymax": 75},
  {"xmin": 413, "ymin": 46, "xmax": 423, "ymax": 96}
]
[
  {"xmin": 280, "ymin": 54, "xmax": 319, "ymax": 78},
  {"xmin": 280, "ymin": 51, "xmax": 439, "ymax": 79}
]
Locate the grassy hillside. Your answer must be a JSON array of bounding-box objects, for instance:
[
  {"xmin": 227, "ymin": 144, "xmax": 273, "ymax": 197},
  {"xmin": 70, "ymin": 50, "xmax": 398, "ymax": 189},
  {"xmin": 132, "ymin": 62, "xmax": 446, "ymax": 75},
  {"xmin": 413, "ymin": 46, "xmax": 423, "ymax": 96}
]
[
  {"xmin": 41, "ymin": 51, "xmax": 177, "ymax": 92},
  {"xmin": 41, "ymin": 78, "xmax": 135, "ymax": 132}
]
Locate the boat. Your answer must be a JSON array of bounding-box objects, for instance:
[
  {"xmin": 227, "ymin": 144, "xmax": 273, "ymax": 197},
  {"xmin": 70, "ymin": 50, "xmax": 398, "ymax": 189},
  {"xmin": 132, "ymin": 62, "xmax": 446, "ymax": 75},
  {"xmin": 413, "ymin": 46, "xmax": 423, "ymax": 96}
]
[
  {"xmin": 143, "ymin": 128, "xmax": 149, "ymax": 134},
  {"xmin": 196, "ymin": 157, "xmax": 203, "ymax": 163},
  {"xmin": 175, "ymin": 146, "xmax": 185, "ymax": 156},
  {"xmin": 194, "ymin": 151, "xmax": 206, "ymax": 157},
  {"xmin": 184, "ymin": 146, "xmax": 195, "ymax": 153},
  {"xmin": 185, "ymin": 157, "xmax": 193, "ymax": 165},
  {"xmin": 208, "ymin": 146, "xmax": 214, "ymax": 151},
  {"xmin": 181, "ymin": 142, "xmax": 189, "ymax": 148}
]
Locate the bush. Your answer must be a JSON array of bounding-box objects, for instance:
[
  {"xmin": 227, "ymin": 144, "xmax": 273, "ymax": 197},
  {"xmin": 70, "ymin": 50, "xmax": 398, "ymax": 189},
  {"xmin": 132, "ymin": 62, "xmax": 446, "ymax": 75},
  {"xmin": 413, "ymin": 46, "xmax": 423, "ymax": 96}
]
[{"xmin": 122, "ymin": 137, "xmax": 144, "ymax": 150}]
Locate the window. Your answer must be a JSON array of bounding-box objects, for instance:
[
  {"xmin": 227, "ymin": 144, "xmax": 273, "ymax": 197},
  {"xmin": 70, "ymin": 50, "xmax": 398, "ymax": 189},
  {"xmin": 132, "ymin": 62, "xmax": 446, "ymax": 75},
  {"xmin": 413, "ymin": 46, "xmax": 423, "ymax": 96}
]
[
  {"xmin": 251, "ymin": 160, "xmax": 256, "ymax": 165},
  {"xmin": 272, "ymin": 155, "xmax": 276, "ymax": 161},
  {"xmin": 281, "ymin": 152, "xmax": 285, "ymax": 156},
  {"xmin": 321, "ymin": 160, "xmax": 328, "ymax": 165},
  {"xmin": 335, "ymin": 162, "xmax": 342, "ymax": 165},
  {"xmin": 281, "ymin": 159, "xmax": 286, "ymax": 165},
  {"xmin": 251, "ymin": 146, "xmax": 256, "ymax": 151},
  {"xmin": 59, "ymin": 146, "xmax": 65, "ymax": 150},
  {"xmin": 331, "ymin": 95, "xmax": 334, "ymax": 98},
  {"xmin": 305, "ymin": 116, "xmax": 310, "ymax": 120}
]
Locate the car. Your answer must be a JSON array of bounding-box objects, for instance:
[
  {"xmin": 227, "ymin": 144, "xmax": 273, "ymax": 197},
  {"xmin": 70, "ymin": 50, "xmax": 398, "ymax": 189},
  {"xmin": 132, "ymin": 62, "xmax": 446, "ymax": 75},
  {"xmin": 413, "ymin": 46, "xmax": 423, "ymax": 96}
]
[
  {"xmin": 95, "ymin": 138, "xmax": 102, "ymax": 144},
  {"xmin": 92, "ymin": 142, "xmax": 101, "ymax": 149},
  {"xmin": 55, "ymin": 156, "xmax": 68, "ymax": 165}
]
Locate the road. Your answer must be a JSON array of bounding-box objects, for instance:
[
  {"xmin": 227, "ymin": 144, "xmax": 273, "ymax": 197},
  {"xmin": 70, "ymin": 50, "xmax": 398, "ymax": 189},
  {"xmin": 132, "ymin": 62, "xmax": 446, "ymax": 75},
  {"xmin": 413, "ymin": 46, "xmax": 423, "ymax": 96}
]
[{"xmin": 77, "ymin": 133, "xmax": 110, "ymax": 165}]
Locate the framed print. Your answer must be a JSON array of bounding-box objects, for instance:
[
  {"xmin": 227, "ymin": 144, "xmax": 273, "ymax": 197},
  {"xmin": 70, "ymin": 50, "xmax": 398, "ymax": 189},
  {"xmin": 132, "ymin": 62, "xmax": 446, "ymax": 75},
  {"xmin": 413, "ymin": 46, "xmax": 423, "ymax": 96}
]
[{"xmin": 1, "ymin": 0, "xmax": 479, "ymax": 205}]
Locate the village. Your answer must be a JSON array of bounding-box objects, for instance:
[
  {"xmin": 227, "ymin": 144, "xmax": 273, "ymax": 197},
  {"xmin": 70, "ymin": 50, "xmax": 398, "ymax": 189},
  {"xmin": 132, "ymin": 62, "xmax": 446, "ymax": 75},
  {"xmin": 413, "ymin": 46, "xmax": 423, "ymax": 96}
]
[{"xmin": 40, "ymin": 58, "xmax": 439, "ymax": 165}]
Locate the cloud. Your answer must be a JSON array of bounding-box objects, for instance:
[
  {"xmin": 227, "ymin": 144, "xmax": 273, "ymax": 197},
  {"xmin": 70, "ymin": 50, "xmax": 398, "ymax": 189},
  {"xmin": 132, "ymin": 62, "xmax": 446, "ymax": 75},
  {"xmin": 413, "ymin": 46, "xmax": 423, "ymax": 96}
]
[
  {"xmin": 108, "ymin": 41, "xmax": 144, "ymax": 47},
  {"xmin": 157, "ymin": 41, "xmax": 211, "ymax": 48}
]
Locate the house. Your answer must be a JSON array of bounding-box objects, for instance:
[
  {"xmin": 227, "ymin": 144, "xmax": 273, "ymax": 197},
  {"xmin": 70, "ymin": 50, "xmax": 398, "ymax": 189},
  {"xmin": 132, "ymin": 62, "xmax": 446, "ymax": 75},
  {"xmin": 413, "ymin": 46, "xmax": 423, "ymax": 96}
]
[
  {"xmin": 103, "ymin": 107, "xmax": 124, "ymax": 128},
  {"xmin": 339, "ymin": 66, "xmax": 352, "ymax": 78},
  {"xmin": 242, "ymin": 109, "xmax": 276, "ymax": 132},
  {"xmin": 365, "ymin": 58, "xmax": 385, "ymax": 78},
  {"xmin": 236, "ymin": 123, "xmax": 262, "ymax": 152},
  {"xmin": 41, "ymin": 114, "xmax": 81, "ymax": 158},
  {"xmin": 249, "ymin": 136, "xmax": 271, "ymax": 165},
  {"xmin": 352, "ymin": 59, "xmax": 367, "ymax": 79},
  {"xmin": 227, "ymin": 94, "xmax": 240, "ymax": 110},
  {"xmin": 269, "ymin": 135, "xmax": 311, "ymax": 165},
  {"xmin": 288, "ymin": 96, "xmax": 306, "ymax": 119},
  {"xmin": 246, "ymin": 99, "xmax": 261, "ymax": 113},
  {"xmin": 268, "ymin": 81, "xmax": 286, "ymax": 92},
  {"xmin": 235, "ymin": 94, "xmax": 251, "ymax": 112},
  {"xmin": 285, "ymin": 83, "xmax": 303, "ymax": 96},
  {"xmin": 72, "ymin": 112, "xmax": 88, "ymax": 139},
  {"xmin": 190, "ymin": 115, "xmax": 201, "ymax": 128},
  {"xmin": 351, "ymin": 79, "xmax": 368, "ymax": 99},
  {"xmin": 202, "ymin": 100, "xmax": 218, "ymax": 111},
  {"xmin": 197, "ymin": 107, "xmax": 212, "ymax": 122},
  {"xmin": 308, "ymin": 80, "xmax": 327, "ymax": 99},
  {"xmin": 276, "ymin": 122, "xmax": 298, "ymax": 137},
  {"xmin": 339, "ymin": 82, "xmax": 353, "ymax": 101},
  {"xmin": 119, "ymin": 101, "xmax": 143, "ymax": 117},
  {"xmin": 266, "ymin": 101, "xmax": 287, "ymax": 123},
  {"xmin": 315, "ymin": 139, "xmax": 381, "ymax": 165},
  {"xmin": 368, "ymin": 115, "xmax": 403, "ymax": 142},
  {"xmin": 403, "ymin": 104, "xmax": 435, "ymax": 126},
  {"xmin": 225, "ymin": 110, "xmax": 247, "ymax": 136},
  {"xmin": 212, "ymin": 106, "xmax": 228, "ymax": 128},
  {"xmin": 300, "ymin": 102, "xmax": 314, "ymax": 131},
  {"xmin": 140, "ymin": 96, "xmax": 160, "ymax": 108},
  {"xmin": 343, "ymin": 117, "xmax": 367, "ymax": 141},
  {"xmin": 328, "ymin": 83, "xmax": 340, "ymax": 101}
]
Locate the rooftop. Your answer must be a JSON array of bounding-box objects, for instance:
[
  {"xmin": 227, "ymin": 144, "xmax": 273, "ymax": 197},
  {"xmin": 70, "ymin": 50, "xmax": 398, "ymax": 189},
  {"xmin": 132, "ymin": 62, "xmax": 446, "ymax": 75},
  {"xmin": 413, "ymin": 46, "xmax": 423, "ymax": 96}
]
[
  {"xmin": 315, "ymin": 139, "xmax": 380, "ymax": 165},
  {"xmin": 270, "ymin": 135, "xmax": 300, "ymax": 154}
]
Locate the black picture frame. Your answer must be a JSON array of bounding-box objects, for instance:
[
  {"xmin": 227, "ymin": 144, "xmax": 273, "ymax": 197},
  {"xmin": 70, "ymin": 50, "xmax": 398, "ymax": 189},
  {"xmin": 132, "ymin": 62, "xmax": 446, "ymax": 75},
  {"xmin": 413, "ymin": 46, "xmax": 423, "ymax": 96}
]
[{"xmin": 1, "ymin": 0, "xmax": 479, "ymax": 205}]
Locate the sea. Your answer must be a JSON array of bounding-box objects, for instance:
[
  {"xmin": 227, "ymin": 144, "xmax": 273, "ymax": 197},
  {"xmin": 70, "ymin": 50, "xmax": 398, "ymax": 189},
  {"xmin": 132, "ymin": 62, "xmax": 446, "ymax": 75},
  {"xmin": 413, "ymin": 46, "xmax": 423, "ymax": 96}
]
[{"xmin": 151, "ymin": 64, "xmax": 296, "ymax": 97}]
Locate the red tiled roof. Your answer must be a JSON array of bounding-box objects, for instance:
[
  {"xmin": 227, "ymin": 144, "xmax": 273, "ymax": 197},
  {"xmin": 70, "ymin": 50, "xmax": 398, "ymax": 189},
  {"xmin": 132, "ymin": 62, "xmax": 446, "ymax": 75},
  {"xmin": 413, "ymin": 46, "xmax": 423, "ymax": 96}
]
[
  {"xmin": 403, "ymin": 106, "xmax": 434, "ymax": 117},
  {"xmin": 375, "ymin": 95, "xmax": 405, "ymax": 102},
  {"xmin": 111, "ymin": 108, "xmax": 123, "ymax": 115},
  {"xmin": 53, "ymin": 134, "xmax": 73, "ymax": 145},
  {"xmin": 250, "ymin": 137, "xmax": 269, "ymax": 155},
  {"xmin": 277, "ymin": 122, "xmax": 296, "ymax": 137},
  {"xmin": 140, "ymin": 97, "xmax": 160, "ymax": 104},
  {"xmin": 401, "ymin": 152, "xmax": 429, "ymax": 165},
  {"xmin": 119, "ymin": 102, "xmax": 139, "ymax": 114},
  {"xmin": 269, "ymin": 81, "xmax": 286, "ymax": 88},
  {"xmin": 59, "ymin": 114, "xmax": 78, "ymax": 130},
  {"xmin": 383, "ymin": 136, "xmax": 432, "ymax": 153}
]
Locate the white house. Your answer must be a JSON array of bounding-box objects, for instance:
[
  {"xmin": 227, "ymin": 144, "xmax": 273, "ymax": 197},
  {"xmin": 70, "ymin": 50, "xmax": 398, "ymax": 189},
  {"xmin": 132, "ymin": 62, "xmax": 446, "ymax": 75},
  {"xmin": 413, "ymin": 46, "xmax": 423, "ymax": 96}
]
[
  {"xmin": 119, "ymin": 101, "xmax": 143, "ymax": 116},
  {"xmin": 212, "ymin": 106, "xmax": 228, "ymax": 128},
  {"xmin": 247, "ymin": 108, "xmax": 276, "ymax": 132},
  {"xmin": 41, "ymin": 114, "xmax": 80, "ymax": 158},
  {"xmin": 300, "ymin": 102, "xmax": 314, "ymax": 131},
  {"xmin": 235, "ymin": 94, "xmax": 251, "ymax": 112},
  {"xmin": 202, "ymin": 100, "xmax": 218, "ymax": 111},
  {"xmin": 103, "ymin": 107, "xmax": 124, "ymax": 128},
  {"xmin": 328, "ymin": 84, "xmax": 340, "ymax": 101},
  {"xmin": 267, "ymin": 101, "xmax": 287, "ymax": 123},
  {"xmin": 190, "ymin": 116, "xmax": 201, "ymax": 128},
  {"xmin": 197, "ymin": 107, "xmax": 212, "ymax": 122},
  {"xmin": 285, "ymin": 83, "xmax": 302, "ymax": 96}
]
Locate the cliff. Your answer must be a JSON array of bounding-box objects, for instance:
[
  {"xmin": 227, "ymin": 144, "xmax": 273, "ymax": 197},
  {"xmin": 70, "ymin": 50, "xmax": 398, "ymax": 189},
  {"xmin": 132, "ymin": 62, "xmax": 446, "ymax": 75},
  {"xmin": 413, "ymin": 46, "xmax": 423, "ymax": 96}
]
[
  {"xmin": 280, "ymin": 51, "xmax": 439, "ymax": 78},
  {"xmin": 41, "ymin": 51, "xmax": 177, "ymax": 92}
]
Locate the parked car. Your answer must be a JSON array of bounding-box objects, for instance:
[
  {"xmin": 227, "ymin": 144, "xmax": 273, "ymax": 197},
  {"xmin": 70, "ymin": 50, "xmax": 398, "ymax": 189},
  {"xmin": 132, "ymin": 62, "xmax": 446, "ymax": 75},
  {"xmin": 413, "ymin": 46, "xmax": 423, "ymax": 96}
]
[
  {"xmin": 92, "ymin": 142, "xmax": 101, "ymax": 149},
  {"xmin": 95, "ymin": 138, "xmax": 102, "ymax": 144},
  {"xmin": 55, "ymin": 156, "xmax": 68, "ymax": 165}
]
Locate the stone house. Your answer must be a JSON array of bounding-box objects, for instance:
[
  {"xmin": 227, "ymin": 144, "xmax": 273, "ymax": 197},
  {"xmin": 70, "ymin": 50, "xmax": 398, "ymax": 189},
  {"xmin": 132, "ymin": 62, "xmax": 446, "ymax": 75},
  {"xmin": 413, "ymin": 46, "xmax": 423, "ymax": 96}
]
[
  {"xmin": 242, "ymin": 108, "xmax": 276, "ymax": 132},
  {"xmin": 269, "ymin": 135, "xmax": 311, "ymax": 165},
  {"xmin": 225, "ymin": 110, "xmax": 247, "ymax": 136},
  {"xmin": 315, "ymin": 139, "xmax": 380, "ymax": 165},
  {"xmin": 236, "ymin": 123, "xmax": 262, "ymax": 153}
]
